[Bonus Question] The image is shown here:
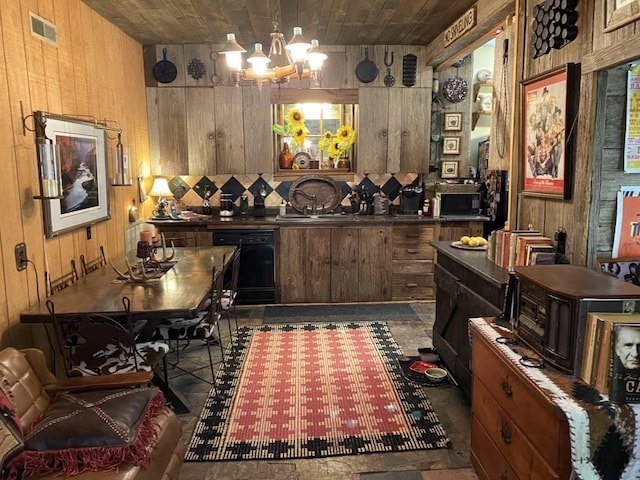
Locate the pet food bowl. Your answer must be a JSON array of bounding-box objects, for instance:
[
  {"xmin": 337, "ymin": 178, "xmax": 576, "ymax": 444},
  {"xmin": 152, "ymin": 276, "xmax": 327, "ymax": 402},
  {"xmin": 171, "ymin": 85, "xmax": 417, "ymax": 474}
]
[
  {"xmin": 418, "ymin": 347, "xmax": 440, "ymax": 363},
  {"xmin": 424, "ymin": 367, "xmax": 448, "ymax": 383}
]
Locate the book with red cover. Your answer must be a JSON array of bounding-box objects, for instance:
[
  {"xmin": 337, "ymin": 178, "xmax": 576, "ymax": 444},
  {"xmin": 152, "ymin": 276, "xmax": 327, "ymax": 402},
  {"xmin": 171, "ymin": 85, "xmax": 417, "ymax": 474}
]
[{"xmin": 516, "ymin": 236, "xmax": 553, "ymax": 267}]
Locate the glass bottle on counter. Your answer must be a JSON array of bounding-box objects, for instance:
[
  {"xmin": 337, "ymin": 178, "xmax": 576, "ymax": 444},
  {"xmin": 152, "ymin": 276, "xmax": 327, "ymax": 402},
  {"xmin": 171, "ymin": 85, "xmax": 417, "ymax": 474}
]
[{"xmin": 279, "ymin": 142, "xmax": 294, "ymax": 169}]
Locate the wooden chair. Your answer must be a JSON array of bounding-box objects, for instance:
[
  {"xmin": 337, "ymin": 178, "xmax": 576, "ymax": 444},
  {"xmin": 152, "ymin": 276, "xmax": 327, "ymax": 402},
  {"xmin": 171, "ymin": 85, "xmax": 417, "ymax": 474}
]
[
  {"xmin": 149, "ymin": 266, "xmax": 225, "ymax": 391},
  {"xmin": 44, "ymin": 259, "xmax": 79, "ymax": 297},
  {"xmin": 80, "ymin": 245, "xmax": 107, "ymax": 275},
  {"xmin": 46, "ymin": 296, "xmax": 169, "ymax": 379}
]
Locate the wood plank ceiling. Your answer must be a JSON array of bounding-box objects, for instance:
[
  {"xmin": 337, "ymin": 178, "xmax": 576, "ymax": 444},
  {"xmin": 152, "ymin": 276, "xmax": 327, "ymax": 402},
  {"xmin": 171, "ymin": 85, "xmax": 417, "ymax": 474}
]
[{"xmin": 80, "ymin": 0, "xmax": 477, "ymax": 47}]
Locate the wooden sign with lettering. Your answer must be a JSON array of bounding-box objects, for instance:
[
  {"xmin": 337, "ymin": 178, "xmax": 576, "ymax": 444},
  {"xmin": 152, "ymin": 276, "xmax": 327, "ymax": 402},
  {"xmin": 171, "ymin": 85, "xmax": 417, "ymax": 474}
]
[{"xmin": 443, "ymin": 6, "xmax": 477, "ymax": 47}]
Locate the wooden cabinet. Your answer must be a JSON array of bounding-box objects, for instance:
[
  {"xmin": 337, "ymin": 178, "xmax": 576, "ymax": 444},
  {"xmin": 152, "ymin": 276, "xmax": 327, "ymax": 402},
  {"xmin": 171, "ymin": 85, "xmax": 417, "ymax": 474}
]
[
  {"xmin": 391, "ymin": 225, "xmax": 436, "ymax": 300},
  {"xmin": 278, "ymin": 226, "xmax": 391, "ymax": 303},
  {"xmin": 358, "ymin": 87, "xmax": 430, "ymax": 174},
  {"xmin": 278, "ymin": 227, "xmax": 331, "ymax": 303},
  {"xmin": 152, "ymin": 224, "xmax": 212, "ymax": 247},
  {"xmin": 146, "ymin": 85, "xmax": 271, "ymax": 175},
  {"xmin": 438, "ymin": 221, "xmax": 483, "ymax": 241},
  {"xmin": 470, "ymin": 320, "xmax": 571, "ymax": 480},
  {"xmin": 431, "ymin": 241, "xmax": 511, "ymax": 398}
]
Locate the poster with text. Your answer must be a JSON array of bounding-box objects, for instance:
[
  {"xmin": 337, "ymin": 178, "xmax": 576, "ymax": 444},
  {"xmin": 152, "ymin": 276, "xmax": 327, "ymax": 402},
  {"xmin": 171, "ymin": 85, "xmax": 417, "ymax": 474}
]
[
  {"xmin": 613, "ymin": 186, "xmax": 640, "ymax": 257},
  {"xmin": 624, "ymin": 65, "xmax": 640, "ymax": 173}
]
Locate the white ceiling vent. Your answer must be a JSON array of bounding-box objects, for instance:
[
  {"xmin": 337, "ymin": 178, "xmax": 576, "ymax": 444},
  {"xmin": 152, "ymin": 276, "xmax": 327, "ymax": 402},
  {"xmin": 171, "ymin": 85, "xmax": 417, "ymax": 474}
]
[{"xmin": 29, "ymin": 12, "xmax": 57, "ymax": 47}]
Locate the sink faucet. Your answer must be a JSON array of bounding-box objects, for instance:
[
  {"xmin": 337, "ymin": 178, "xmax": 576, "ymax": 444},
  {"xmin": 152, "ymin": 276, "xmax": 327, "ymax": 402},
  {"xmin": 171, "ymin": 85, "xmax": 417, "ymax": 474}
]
[{"xmin": 292, "ymin": 189, "xmax": 317, "ymax": 215}]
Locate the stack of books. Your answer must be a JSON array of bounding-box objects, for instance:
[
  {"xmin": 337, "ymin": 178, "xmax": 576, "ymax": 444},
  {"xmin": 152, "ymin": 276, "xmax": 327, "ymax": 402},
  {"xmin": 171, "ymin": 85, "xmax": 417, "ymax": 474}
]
[
  {"xmin": 580, "ymin": 312, "xmax": 640, "ymax": 403},
  {"xmin": 486, "ymin": 228, "xmax": 554, "ymax": 270}
]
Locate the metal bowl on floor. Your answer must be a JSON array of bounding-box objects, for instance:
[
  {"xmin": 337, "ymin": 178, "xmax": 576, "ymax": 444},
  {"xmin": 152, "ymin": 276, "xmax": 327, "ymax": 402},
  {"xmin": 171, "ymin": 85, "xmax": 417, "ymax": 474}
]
[{"xmin": 425, "ymin": 367, "xmax": 448, "ymax": 383}]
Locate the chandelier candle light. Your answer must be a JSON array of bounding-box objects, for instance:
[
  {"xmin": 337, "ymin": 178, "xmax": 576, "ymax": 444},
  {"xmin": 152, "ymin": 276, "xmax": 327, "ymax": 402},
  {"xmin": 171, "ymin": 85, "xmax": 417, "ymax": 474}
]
[{"xmin": 220, "ymin": 26, "xmax": 327, "ymax": 86}]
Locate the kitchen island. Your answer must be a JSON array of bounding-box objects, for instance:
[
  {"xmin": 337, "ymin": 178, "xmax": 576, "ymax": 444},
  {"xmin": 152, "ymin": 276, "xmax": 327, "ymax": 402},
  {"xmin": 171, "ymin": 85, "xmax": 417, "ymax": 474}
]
[{"xmin": 430, "ymin": 241, "xmax": 512, "ymax": 399}]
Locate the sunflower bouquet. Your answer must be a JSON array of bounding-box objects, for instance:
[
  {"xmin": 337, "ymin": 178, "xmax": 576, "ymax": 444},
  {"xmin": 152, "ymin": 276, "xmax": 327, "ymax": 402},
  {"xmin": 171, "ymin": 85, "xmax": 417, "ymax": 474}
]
[
  {"xmin": 318, "ymin": 125, "xmax": 356, "ymax": 160},
  {"xmin": 273, "ymin": 107, "xmax": 308, "ymax": 147}
]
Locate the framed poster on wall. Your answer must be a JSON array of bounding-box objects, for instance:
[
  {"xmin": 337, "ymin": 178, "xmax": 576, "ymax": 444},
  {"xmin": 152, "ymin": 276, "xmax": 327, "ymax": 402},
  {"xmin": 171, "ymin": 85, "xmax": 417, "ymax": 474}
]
[
  {"xmin": 39, "ymin": 113, "xmax": 111, "ymax": 238},
  {"xmin": 521, "ymin": 63, "xmax": 580, "ymax": 199}
]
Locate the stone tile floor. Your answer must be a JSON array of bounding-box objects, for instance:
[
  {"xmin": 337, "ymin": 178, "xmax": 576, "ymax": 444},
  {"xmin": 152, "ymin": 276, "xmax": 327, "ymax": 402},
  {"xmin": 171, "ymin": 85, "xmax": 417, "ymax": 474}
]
[{"xmin": 167, "ymin": 302, "xmax": 478, "ymax": 480}]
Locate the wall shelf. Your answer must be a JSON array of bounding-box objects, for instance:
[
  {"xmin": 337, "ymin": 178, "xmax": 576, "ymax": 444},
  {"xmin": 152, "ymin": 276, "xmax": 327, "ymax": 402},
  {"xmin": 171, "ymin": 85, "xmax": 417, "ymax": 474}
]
[
  {"xmin": 472, "ymin": 111, "xmax": 491, "ymax": 130},
  {"xmin": 473, "ymin": 81, "xmax": 493, "ymax": 101}
]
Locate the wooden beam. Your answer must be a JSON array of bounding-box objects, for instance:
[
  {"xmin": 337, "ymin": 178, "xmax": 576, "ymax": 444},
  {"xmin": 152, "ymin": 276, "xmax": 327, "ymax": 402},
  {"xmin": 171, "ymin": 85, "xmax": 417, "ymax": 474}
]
[
  {"xmin": 582, "ymin": 32, "xmax": 640, "ymax": 74},
  {"xmin": 424, "ymin": 0, "xmax": 515, "ymax": 68},
  {"xmin": 270, "ymin": 88, "xmax": 358, "ymax": 104}
]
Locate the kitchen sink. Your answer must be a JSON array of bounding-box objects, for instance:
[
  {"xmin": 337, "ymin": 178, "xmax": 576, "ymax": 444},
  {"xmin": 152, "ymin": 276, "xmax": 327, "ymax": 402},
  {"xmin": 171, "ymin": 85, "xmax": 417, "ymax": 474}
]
[{"xmin": 276, "ymin": 213, "xmax": 356, "ymax": 222}]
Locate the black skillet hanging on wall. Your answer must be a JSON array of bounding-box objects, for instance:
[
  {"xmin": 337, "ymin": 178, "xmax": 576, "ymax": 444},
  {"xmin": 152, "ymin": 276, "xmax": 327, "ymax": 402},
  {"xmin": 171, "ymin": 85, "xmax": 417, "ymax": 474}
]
[
  {"xmin": 153, "ymin": 48, "xmax": 178, "ymax": 84},
  {"xmin": 355, "ymin": 47, "xmax": 378, "ymax": 83}
]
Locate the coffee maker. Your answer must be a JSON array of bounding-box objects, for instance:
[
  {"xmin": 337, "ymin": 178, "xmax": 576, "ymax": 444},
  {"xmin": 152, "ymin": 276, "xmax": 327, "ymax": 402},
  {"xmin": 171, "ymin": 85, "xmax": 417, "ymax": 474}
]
[
  {"xmin": 399, "ymin": 185, "xmax": 424, "ymax": 214},
  {"xmin": 220, "ymin": 193, "xmax": 234, "ymax": 217},
  {"xmin": 252, "ymin": 188, "xmax": 266, "ymax": 217}
]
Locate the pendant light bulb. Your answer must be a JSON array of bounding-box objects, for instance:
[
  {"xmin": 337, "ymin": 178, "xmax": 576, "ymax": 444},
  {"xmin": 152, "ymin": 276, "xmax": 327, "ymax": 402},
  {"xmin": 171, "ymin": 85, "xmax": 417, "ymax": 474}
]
[
  {"xmin": 220, "ymin": 33, "xmax": 246, "ymax": 71},
  {"xmin": 307, "ymin": 39, "xmax": 327, "ymax": 71},
  {"xmin": 247, "ymin": 43, "xmax": 270, "ymax": 75},
  {"xmin": 285, "ymin": 27, "xmax": 311, "ymax": 62}
]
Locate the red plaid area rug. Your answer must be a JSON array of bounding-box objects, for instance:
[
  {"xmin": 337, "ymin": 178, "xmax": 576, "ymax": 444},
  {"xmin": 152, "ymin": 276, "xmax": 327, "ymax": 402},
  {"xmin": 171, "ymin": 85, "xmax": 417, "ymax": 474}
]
[{"xmin": 186, "ymin": 322, "xmax": 450, "ymax": 461}]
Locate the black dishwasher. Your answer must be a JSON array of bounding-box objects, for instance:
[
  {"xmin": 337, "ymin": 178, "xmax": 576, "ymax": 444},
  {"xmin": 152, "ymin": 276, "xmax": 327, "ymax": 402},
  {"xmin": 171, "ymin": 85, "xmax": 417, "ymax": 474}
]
[{"xmin": 212, "ymin": 230, "xmax": 276, "ymax": 305}]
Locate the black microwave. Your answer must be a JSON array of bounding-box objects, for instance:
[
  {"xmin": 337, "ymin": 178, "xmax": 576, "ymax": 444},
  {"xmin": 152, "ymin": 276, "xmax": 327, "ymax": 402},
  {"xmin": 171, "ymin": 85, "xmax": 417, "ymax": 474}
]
[{"xmin": 439, "ymin": 192, "xmax": 481, "ymax": 216}]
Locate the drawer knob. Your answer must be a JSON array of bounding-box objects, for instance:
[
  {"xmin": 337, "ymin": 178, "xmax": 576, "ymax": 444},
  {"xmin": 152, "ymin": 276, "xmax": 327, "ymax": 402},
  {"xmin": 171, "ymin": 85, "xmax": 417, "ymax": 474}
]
[
  {"xmin": 406, "ymin": 248, "xmax": 418, "ymax": 254},
  {"xmin": 501, "ymin": 378, "xmax": 513, "ymax": 397},
  {"xmin": 406, "ymin": 233, "xmax": 420, "ymax": 238},
  {"xmin": 501, "ymin": 424, "xmax": 512, "ymax": 444},
  {"xmin": 406, "ymin": 283, "xmax": 418, "ymax": 288}
]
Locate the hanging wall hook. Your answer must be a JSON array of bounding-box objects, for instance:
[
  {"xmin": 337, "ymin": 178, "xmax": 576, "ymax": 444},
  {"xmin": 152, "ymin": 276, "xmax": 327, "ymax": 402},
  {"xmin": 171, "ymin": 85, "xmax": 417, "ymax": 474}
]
[
  {"xmin": 20, "ymin": 101, "xmax": 36, "ymax": 136},
  {"xmin": 384, "ymin": 48, "xmax": 394, "ymax": 67}
]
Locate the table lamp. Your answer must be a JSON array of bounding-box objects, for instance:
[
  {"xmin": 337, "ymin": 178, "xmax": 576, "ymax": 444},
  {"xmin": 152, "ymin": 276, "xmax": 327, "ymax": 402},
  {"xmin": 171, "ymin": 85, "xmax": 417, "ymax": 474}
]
[{"xmin": 149, "ymin": 177, "xmax": 173, "ymax": 219}]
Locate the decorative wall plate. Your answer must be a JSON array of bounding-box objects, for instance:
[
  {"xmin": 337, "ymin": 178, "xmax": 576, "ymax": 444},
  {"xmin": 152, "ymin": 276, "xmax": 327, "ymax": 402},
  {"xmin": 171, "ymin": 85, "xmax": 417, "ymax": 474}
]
[
  {"xmin": 476, "ymin": 69, "xmax": 493, "ymax": 83},
  {"xmin": 293, "ymin": 152, "xmax": 311, "ymax": 169},
  {"xmin": 289, "ymin": 175, "xmax": 342, "ymax": 213},
  {"xmin": 442, "ymin": 76, "xmax": 468, "ymax": 103}
]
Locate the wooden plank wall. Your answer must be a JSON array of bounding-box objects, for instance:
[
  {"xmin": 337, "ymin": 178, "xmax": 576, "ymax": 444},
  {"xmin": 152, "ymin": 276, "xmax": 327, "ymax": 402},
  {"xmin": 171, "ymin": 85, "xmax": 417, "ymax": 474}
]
[
  {"xmin": 514, "ymin": 0, "xmax": 640, "ymax": 266},
  {"xmin": 0, "ymin": 0, "xmax": 149, "ymax": 348}
]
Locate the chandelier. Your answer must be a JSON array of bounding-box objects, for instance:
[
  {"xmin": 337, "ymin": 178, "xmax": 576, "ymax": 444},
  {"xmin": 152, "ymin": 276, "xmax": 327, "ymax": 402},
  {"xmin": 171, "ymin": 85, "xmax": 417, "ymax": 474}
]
[{"xmin": 220, "ymin": 26, "xmax": 327, "ymax": 87}]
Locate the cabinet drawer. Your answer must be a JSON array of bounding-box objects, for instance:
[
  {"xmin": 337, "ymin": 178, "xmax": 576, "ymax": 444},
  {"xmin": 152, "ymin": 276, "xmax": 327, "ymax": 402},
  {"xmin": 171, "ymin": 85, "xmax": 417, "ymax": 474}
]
[
  {"xmin": 471, "ymin": 415, "xmax": 518, "ymax": 480},
  {"xmin": 392, "ymin": 227, "xmax": 435, "ymax": 260},
  {"xmin": 473, "ymin": 380, "xmax": 559, "ymax": 480},
  {"xmin": 392, "ymin": 260, "xmax": 433, "ymax": 275},
  {"xmin": 392, "ymin": 274, "xmax": 434, "ymax": 300},
  {"xmin": 472, "ymin": 334, "xmax": 567, "ymax": 470}
]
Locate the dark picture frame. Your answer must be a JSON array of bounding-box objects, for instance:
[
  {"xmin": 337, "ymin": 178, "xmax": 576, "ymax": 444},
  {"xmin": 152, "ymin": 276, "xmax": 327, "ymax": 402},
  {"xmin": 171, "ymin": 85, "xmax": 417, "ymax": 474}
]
[
  {"xmin": 41, "ymin": 114, "xmax": 110, "ymax": 238},
  {"xmin": 521, "ymin": 63, "xmax": 580, "ymax": 199}
]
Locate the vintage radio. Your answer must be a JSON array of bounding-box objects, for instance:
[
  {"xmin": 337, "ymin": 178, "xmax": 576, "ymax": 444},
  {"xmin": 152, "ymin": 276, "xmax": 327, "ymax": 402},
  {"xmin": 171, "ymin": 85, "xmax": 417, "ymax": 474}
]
[{"xmin": 513, "ymin": 265, "xmax": 640, "ymax": 373}]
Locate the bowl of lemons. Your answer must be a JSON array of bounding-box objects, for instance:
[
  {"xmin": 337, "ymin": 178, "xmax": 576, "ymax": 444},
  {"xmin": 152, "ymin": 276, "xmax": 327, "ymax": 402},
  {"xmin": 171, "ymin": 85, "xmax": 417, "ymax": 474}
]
[{"xmin": 451, "ymin": 235, "xmax": 488, "ymax": 250}]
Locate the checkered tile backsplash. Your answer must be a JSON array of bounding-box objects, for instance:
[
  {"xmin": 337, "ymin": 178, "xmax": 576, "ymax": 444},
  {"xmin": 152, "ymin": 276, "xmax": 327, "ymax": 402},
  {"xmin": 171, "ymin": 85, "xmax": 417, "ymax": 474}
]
[{"xmin": 163, "ymin": 173, "xmax": 419, "ymax": 208}]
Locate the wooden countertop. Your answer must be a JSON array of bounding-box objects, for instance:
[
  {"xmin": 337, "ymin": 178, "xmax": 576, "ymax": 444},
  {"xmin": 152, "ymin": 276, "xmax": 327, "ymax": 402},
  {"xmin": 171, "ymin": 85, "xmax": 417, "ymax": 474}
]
[
  {"xmin": 150, "ymin": 213, "xmax": 490, "ymax": 229},
  {"xmin": 431, "ymin": 240, "xmax": 511, "ymax": 286}
]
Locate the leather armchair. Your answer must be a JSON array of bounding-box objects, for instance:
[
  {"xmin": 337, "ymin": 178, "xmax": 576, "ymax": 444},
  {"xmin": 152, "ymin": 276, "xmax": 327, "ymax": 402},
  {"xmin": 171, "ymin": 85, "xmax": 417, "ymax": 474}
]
[{"xmin": 0, "ymin": 347, "xmax": 185, "ymax": 479}]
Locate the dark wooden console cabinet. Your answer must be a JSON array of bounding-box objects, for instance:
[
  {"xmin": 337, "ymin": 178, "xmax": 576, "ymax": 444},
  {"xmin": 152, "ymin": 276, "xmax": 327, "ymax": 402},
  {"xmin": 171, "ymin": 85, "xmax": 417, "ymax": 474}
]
[{"xmin": 431, "ymin": 241, "xmax": 511, "ymax": 398}]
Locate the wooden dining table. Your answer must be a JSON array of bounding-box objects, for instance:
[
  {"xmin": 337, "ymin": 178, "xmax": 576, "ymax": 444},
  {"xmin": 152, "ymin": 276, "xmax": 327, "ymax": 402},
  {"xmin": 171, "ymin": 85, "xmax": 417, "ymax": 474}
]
[
  {"xmin": 20, "ymin": 245, "xmax": 237, "ymax": 412},
  {"xmin": 21, "ymin": 246, "xmax": 236, "ymax": 323}
]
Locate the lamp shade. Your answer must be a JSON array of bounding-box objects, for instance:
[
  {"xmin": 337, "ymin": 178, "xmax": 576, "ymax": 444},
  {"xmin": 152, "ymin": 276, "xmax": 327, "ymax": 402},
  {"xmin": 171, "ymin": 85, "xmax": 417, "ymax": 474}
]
[{"xmin": 148, "ymin": 177, "xmax": 173, "ymax": 197}]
